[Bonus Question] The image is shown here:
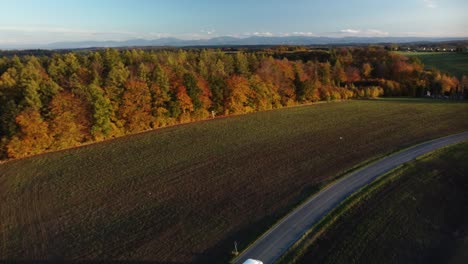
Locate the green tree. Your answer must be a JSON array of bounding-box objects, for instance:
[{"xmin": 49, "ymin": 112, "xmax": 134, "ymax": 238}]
[
  {"xmin": 235, "ymin": 52, "xmax": 250, "ymax": 76},
  {"xmin": 332, "ymin": 60, "xmax": 347, "ymax": 86},
  {"xmin": 183, "ymin": 73, "xmax": 203, "ymax": 111},
  {"xmin": 294, "ymin": 68, "xmax": 306, "ymax": 102},
  {"xmin": 19, "ymin": 57, "xmax": 61, "ymax": 111},
  {"xmin": 320, "ymin": 61, "xmax": 332, "ymax": 85},
  {"xmin": 209, "ymin": 75, "xmax": 227, "ymax": 114},
  {"xmin": 137, "ymin": 62, "xmax": 150, "ymax": 82},
  {"xmin": 87, "ymin": 83, "xmax": 113, "ymax": 140}
]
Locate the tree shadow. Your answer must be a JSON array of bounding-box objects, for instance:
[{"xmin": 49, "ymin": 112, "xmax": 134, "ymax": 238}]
[
  {"xmin": 194, "ymin": 184, "xmax": 321, "ymax": 263},
  {"xmin": 372, "ymin": 98, "xmax": 466, "ymax": 104}
]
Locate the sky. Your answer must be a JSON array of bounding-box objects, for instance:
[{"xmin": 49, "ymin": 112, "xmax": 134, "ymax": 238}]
[{"xmin": 0, "ymin": 0, "xmax": 467, "ymax": 45}]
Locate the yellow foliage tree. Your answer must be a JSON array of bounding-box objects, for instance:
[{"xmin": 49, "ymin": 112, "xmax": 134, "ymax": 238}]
[
  {"xmin": 7, "ymin": 109, "xmax": 52, "ymax": 158},
  {"xmin": 226, "ymin": 75, "xmax": 253, "ymax": 114},
  {"xmin": 49, "ymin": 92, "xmax": 92, "ymax": 150}
]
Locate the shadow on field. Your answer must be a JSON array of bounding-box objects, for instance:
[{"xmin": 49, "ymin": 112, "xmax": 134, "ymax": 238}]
[
  {"xmin": 194, "ymin": 215, "xmax": 279, "ymax": 263},
  {"xmin": 0, "ymin": 261, "xmax": 186, "ymax": 264},
  {"xmin": 373, "ymin": 98, "xmax": 466, "ymax": 104},
  {"xmin": 194, "ymin": 185, "xmax": 321, "ymax": 263}
]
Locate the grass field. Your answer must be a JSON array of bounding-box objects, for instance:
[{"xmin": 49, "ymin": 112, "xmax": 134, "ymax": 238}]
[
  {"xmin": 1, "ymin": 99, "xmax": 468, "ymax": 263},
  {"xmin": 396, "ymin": 51, "xmax": 468, "ymax": 78},
  {"xmin": 293, "ymin": 141, "xmax": 468, "ymax": 264}
]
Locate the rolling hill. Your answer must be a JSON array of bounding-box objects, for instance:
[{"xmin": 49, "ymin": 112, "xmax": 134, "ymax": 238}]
[
  {"xmin": 2, "ymin": 36, "xmax": 468, "ymax": 50},
  {"xmin": 1, "ymin": 99, "xmax": 467, "ymax": 263}
]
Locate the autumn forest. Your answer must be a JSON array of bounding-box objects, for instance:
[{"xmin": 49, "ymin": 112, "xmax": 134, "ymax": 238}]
[{"xmin": 0, "ymin": 47, "xmax": 462, "ymax": 159}]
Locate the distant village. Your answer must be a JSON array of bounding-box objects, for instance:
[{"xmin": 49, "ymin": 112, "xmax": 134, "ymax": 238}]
[{"xmin": 387, "ymin": 43, "xmax": 468, "ymax": 53}]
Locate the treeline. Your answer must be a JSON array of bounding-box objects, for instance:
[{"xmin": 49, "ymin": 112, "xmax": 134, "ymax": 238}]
[{"xmin": 0, "ymin": 47, "xmax": 461, "ymax": 159}]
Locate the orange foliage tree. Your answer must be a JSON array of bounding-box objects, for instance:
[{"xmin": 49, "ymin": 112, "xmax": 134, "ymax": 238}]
[
  {"xmin": 176, "ymin": 85, "xmax": 194, "ymax": 122},
  {"xmin": 119, "ymin": 80, "xmax": 153, "ymax": 133}
]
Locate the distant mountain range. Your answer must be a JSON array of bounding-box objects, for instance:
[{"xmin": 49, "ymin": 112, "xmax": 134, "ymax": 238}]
[{"xmin": 2, "ymin": 36, "xmax": 468, "ymax": 50}]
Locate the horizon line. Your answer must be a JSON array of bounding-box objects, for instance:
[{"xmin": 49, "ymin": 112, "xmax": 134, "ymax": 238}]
[{"xmin": 1, "ymin": 35, "xmax": 468, "ymax": 51}]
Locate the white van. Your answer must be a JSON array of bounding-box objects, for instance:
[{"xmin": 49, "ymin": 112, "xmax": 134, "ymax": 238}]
[{"xmin": 243, "ymin": 259, "xmax": 264, "ymax": 264}]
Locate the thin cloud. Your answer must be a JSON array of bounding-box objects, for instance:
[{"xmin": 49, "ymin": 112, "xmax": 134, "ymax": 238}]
[
  {"xmin": 200, "ymin": 29, "xmax": 216, "ymax": 35},
  {"xmin": 366, "ymin": 29, "xmax": 390, "ymax": 36},
  {"xmin": 340, "ymin": 29, "xmax": 360, "ymax": 34},
  {"xmin": 252, "ymin": 32, "xmax": 274, "ymax": 37},
  {"xmin": 147, "ymin": 32, "xmax": 171, "ymax": 38},
  {"xmin": 334, "ymin": 29, "xmax": 389, "ymax": 37},
  {"xmin": 239, "ymin": 32, "xmax": 274, "ymax": 37},
  {"xmin": 423, "ymin": 0, "xmax": 437, "ymax": 8},
  {"xmin": 292, "ymin": 32, "xmax": 315, "ymax": 36}
]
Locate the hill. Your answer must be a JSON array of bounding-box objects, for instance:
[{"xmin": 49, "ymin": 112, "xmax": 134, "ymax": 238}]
[
  {"xmin": 293, "ymin": 141, "xmax": 468, "ymax": 264},
  {"xmin": 1, "ymin": 99, "xmax": 468, "ymax": 263},
  {"xmin": 2, "ymin": 36, "xmax": 468, "ymax": 50}
]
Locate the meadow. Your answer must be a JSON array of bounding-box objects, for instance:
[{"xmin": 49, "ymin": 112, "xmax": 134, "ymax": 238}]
[
  {"xmin": 1, "ymin": 99, "xmax": 468, "ymax": 263},
  {"xmin": 293, "ymin": 141, "xmax": 468, "ymax": 264},
  {"xmin": 397, "ymin": 51, "xmax": 468, "ymax": 78}
]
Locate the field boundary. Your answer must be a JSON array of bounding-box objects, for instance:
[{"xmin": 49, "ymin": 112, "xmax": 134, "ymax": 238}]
[
  {"xmin": 2, "ymin": 98, "xmax": 462, "ymax": 165},
  {"xmin": 230, "ymin": 132, "xmax": 468, "ymax": 264},
  {"xmin": 0, "ymin": 99, "xmax": 345, "ymax": 165},
  {"xmin": 275, "ymin": 139, "xmax": 468, "ymax": 264}
]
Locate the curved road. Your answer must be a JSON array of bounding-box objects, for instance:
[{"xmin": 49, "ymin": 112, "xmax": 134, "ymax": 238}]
[{"xmin": 232, "ymin": 132, "xmax": 468, "ymax": 264}]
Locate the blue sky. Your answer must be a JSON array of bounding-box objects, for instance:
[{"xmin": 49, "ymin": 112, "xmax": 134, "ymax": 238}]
[{"xmin": 0, "ymin": 0, "xmax": 467, "ymax": 45}]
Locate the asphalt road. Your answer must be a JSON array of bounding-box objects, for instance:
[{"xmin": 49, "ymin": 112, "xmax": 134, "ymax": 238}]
[{"xmin": 232, "ymin": 132, "xmax": 468, "ymax": 264}]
